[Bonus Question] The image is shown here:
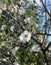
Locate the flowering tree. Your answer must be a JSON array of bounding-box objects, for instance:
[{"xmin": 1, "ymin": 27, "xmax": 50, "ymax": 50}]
[{"xmin": 0, "ymin": 0, "xmax": 51, "ymax": 65}]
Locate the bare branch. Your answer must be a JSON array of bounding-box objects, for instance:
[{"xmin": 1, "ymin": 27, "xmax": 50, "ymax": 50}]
[
  {"xmin": 41, "ymin": 0, "xmax": 51, "ymax": 17},
  {"xmin": 36, "ymin": 33, "xmax": 51, "ymax": 36},
  {"xmin": 32, "ymin": 36, "xmax": 42, "ymax": 45}
]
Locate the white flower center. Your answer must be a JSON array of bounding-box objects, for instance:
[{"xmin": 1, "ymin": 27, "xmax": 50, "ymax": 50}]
[
  {"xmin": 19, "ymin": 31, "xmax": 31, "ymax": 43},
  {"xmin": 24, "ymin": 34, "xmax": 28, "ymax": 38}
]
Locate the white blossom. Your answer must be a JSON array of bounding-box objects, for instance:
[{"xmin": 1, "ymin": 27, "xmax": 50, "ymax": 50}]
[
  {"xmin": 10, "ymin": 8, "xmax": 14, "ymax": 12},
  {"xmin": 0, "ymin": 2, "xmax": 6, "ymax": 11},
  {"xmin": 43, "ymin": 12, "xmax": 46, "ymax": 16},
  {"xmin": 48, "ymin": 52, "xmax": 51, "ymax": 56},
  {"xmin": 19, "ymin": 0, "xmax": 25, "ymax": 6},
  {"xmin": 9, "ymin": 5, "xmax": 14, "ymax": 12},
  {"xmin": 49, "ymin": 10, "xmax": 51, "ymax": 14},
  {"xmin": 19, "ymin": 31, "xmax": 31, "ymax": 43},
  {"xmin": 3, "ymin": 4, "xmax": 6, "ymax": 10},
  {"xmin": 1, "ymin": 25, "xmax": 7, "ymax": 30},
  {"xmin": 19, "ymin": 9, "xmax": 23, "ymax": 15},
  {"xmin": 10, "ymin": 25, "xmax": 15, "ymax": 32},
  {"xmin": 14, "ymin": 5, "xmax": 19, "ymax": 13},
  {"xmin": 1, "ymin": 42, "xmax": 5, "ymax": 46},
  {"xmin": 11, "ymin": 47, "xmax": 19, "ymax": 55},
  {"xmin": 35, "ymin": 53, "xmax": 38, "ymax": 56},
  {"xmin": 49, "ymin": 47, "xmax": 51, "ymax": 50},
  {"xmin": 13, "ymin": 47, "xmax": 19, "ymax": 51},
  {"xmin": 39, "ymin": 35, "xmax": 43, "ymax": 43},
  {"xmin": 16, "ymin": 63, "xmax": 20, "ymax": 65},
  {"xmin": 6, "ymin": 57, "xmax": 9, "ymax": 60},
  {"xmin": 35, "ymin": 24, "xmax": 39, "ymax": 28},
  {"xmin": 3, "ymin": 59, "xmax": 7, "ymax": 61},
  {"xmin": 0, "ymin": 9, "xmax": 2, "ymax": 17},
  {"xmin": 24, "ymin": 16, "xmax": 33, "ymax": 23},
  {"xmin": 45, "ymin": 63, "xmax": 47, "ymax": 65},
  {"xmin": 9, "ymin": 4, "xmax": 19, "ymax": 13},
  {"xmin": 0, "ymin": 9, "xmax": 2, "ymax": 14},
  {"xmin": 14, "ymin": 62, "xmax": 20, "ymax": 65},
  {"xmin": 7, "ymin": 52, "xmax": 10, "ymax": 54}
]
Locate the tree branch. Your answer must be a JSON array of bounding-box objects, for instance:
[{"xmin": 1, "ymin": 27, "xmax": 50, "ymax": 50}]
[
  {"xmin": 42, "ymin": 51, "xmax": 49, "ymax": 65},
  {"xmin": 0, "ymin": 7, "xmax": 25, "ymax": 30},
  {"xmin": 45, "ymin": 42, "xmax": 51, "ymax": 51},
  {"xmin": 41, "ymin": 0, "xmax": 51, "ymax": 17},
  {"xmin": 32, "ymin": 36, "xmax": 50, "ymax": 65},
  {"xmin": 36, "ymin": 33, "xmax": 51, "ymax": 36},
  {"xmin": 32, "ymin": 36, "xmax": 42, "ymax": 46},
  {"xmin": 0, "ymin": 60, "xmax": 14, "ymax": 65}
]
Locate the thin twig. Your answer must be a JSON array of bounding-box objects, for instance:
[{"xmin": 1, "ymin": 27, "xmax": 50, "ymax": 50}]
[{"xmin": 41, "ymin": 0, "xmax": 51, "ymax": 17}]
